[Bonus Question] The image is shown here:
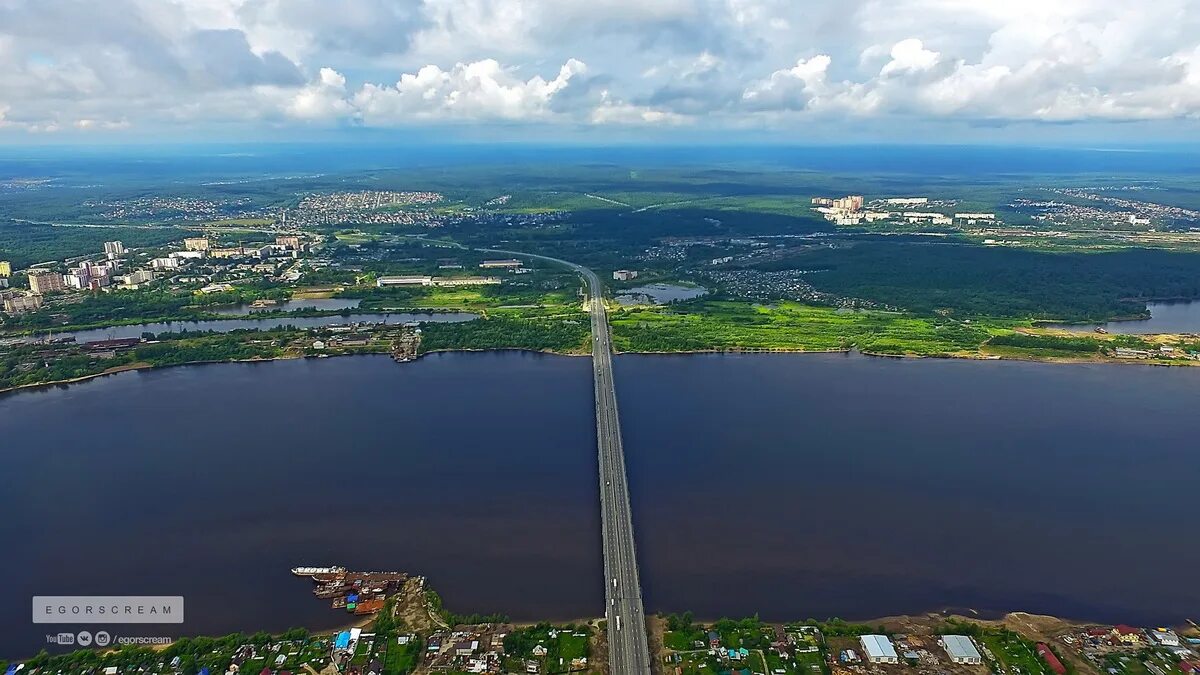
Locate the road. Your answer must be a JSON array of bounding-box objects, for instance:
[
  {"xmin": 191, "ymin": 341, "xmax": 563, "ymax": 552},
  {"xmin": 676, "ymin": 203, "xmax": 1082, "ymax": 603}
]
[{"xmin": 479, "ymin": 249, "xmax": 651, "ymax": 674}]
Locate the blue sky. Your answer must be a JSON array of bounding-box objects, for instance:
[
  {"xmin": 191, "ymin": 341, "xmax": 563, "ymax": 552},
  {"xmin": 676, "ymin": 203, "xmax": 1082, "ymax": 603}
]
[{"xmin": 2, "ymin": 0, "xmax": 1199, "ymax": 144}]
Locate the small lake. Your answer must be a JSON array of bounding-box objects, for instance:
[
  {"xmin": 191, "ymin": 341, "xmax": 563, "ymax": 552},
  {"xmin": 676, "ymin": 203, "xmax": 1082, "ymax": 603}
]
[
  {"xmin": 213, "ymin": 298, "xmax": 362, "ymax": 315},
  {"xmin": 1045, "ymin": 300, "xmax": 1200, "ymax": 334},
  {"xmin": 55, "ymin": 312, "xmax": 476, "ymax": 343},
  {"xmin": 616, "ymin": 283, "xmax": 707, "ymax": 306}
]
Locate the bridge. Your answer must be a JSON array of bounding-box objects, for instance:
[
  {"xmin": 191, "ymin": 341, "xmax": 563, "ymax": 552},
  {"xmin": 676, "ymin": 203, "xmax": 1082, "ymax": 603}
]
[{"xmin": 480, "ymin": 249, "xmax": 651, "ymax": 674}]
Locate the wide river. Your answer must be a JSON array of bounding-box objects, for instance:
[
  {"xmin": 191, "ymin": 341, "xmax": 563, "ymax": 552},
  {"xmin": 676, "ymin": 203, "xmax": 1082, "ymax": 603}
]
[{"xmin": 1, "ymin": 352, "xmax": 1198, "ymax": 657}]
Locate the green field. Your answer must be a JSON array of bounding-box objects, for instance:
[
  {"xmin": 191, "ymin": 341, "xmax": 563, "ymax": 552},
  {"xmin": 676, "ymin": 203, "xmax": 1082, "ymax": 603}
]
[
  {"xmin": 610, "ymin": 300, "xmax": 1018, "ymax": 356},
  {"xmin": 502, "ymin": 623, "xmax": 593, "ymax": 674},
  {"xmin": 977, "ymin": 629, "xmax": 1065, "ymax": 675}
]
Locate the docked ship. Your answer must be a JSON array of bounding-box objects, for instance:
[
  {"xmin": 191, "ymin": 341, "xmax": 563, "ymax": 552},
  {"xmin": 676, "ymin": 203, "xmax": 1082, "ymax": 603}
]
[
  {"xmin": 292, "ymin": 564, "xmax": 409, "ymax": 619},
  {"xmin": 291, "ymin": 565, "xmax": 347, "ymax": 577}
]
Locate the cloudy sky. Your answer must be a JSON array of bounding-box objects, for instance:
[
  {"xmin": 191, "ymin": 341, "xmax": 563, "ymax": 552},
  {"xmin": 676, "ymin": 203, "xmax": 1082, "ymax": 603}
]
[{"xmin": 2, "ymin": 0, "xmax": 1199, "ymax": 143}]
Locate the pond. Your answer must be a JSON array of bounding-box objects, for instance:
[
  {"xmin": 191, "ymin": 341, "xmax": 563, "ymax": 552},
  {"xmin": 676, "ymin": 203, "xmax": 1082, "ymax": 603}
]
[{"xmin": 615, "ymin": 283, "xmax": 707, "ymax": 306}]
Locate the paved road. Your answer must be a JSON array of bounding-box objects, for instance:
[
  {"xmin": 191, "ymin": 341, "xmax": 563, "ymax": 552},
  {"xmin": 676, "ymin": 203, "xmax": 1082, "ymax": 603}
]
[{"xmin": 480, "ymin": 249, "xmax": 651, "ymax": 674}]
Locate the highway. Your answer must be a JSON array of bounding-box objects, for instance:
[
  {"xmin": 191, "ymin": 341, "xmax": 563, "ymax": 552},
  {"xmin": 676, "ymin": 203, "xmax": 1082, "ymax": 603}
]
[{"xmin": 479, "ymin": 249, "xmax": 651, "ymax": 674}]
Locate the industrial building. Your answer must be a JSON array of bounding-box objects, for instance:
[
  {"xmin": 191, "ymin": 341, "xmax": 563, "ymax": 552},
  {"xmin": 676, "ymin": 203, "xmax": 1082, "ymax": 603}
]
[
  {"xmin": 377, "ymin": 275, "xmax": 500, "ymax": 288},
  {"xmin": 613, "ymin": 269, "xmax": 638, "ymax": 281},
  {"xmin": 941, "ymin": 635, "xmax": 983, "ymax": 664},
  {"xmin": 860, "ymin": 635, "xmax": 899, "ymax": 664},
  {"xmin": 377, "ymin": 275, "xmax": 433, "ymax": 287},
  {"xmin": 430, "ymin": 276, "xmax": 501, "ymax": 287},
  {"xmin": 478, "ymin": 259, "xmax": 523, "ymax": 269}
]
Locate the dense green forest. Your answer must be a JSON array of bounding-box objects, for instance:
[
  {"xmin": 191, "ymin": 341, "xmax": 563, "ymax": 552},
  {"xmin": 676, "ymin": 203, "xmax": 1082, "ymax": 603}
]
[
  {"xmin": 987, "ymin": 333, "xmax": 1103, "ymax": 353},
  {"xmin": 0, "ymin": 220, "xmax": 185, "ymax": 268},
  {"xmin": 0, "ymin": 287, "xmax": 291, "ymax": 332},
  {"xmin": 761, "ymin": 241, "xmax": 1200, "ymax": 321},
  {"xmin": 418, "ymin": 314, "xmax": 589, "ymax": 354}
]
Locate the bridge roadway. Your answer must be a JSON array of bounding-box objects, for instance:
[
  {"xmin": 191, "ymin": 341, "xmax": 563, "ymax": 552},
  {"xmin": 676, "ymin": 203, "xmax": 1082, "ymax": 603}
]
[{"xmin": 479, "ymin": 249, "xmax": 651, "ymax": 674}]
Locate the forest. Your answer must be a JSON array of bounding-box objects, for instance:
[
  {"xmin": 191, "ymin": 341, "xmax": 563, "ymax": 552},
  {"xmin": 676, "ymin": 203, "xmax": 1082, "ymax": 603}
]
[
  {"xmin": 0, "ymin": 220, "xmax": 185, "ymax": 269},
  {"xmin": 756, "ymin": 240, "xmax": 1200, "ymax": 321}
]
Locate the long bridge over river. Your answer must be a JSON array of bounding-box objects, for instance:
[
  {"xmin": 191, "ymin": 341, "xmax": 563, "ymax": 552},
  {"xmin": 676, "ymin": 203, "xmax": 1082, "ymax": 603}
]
[{"xmin": 481, "ymin": 249, "xmax": 651, "ymax": 674}]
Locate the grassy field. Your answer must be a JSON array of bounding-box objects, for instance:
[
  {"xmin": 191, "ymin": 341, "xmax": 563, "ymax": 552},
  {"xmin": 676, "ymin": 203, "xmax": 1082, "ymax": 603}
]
[
  {"xmin": 610, "ymin": 300, "xmax": 1019, "ymax": 356},
  {"xmin": 978, "ymin": 629, "xmax": 1066, "ymax": 675}
]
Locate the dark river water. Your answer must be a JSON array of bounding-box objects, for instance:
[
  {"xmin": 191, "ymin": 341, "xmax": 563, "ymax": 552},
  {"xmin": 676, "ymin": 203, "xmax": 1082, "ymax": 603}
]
[
  {"xmin": 2, "ymin": 352, "xmax": 1199, "ymax": 658},
  {"xmin": 55, "ymin": 312, "xmax": 476, "ymax": 342},
  {"xmin": 1045, "ymin": 301, "xmax": 1200, "ymax": 334}
]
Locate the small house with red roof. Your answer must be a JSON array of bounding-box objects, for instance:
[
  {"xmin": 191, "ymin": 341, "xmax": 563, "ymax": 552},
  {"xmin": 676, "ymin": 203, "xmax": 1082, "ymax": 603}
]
[{"xmin": 1037, "ymin": 643, "xmax": 1066, "ymax": 675}]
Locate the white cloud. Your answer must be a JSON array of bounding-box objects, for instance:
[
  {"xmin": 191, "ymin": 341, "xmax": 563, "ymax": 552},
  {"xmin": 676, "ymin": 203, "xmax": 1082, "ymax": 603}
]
[
  {"xmin": 73, "ymin": 118, "xmax": 131, "ymax": 130},
  {"xmin": 0, "ymin": 0, "xmax": 1199, "ymax": 135},
  {"xmin": 286, "ymin": 67, "xmax": 354, "ymax": 120},
  {"xmin": 741, "ymin": 55, "xmax": 833, "ymax": 112},
  {"xmin": 879, "ymin": 39, "xmax": 940, "ymax": 78},
  {"xmin": 348, "ymin": 58, "xmax": 589, "ymax": 123}
]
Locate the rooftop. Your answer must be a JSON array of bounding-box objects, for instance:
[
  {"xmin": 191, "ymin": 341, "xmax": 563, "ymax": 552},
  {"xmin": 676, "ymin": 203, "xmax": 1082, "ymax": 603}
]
[
  {"xmin": 861, "ymin": 635, "xmax": 898, "ymax": 659},
  {"xmin": 943, "ymin": 635, "xmax": 982, "ymax": 661}
]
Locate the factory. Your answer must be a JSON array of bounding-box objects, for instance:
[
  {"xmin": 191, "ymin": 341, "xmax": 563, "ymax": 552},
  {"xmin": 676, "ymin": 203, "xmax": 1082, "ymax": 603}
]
[{"xmin": 377, "ymin": 275, "xmax": 501, "ymax": 288}]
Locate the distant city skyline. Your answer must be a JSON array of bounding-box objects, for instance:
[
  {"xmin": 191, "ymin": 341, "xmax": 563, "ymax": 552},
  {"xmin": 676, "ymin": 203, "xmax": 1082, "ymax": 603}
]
[{"xmin": 1, "ymin": 0, "xmax": 1199, "ymax": 143}]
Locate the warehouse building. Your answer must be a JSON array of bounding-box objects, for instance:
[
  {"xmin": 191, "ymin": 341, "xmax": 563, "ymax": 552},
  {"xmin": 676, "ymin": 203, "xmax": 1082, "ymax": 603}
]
[
  {"xmin": 377, "ymin": 275, "xmax": 433, "ymax": 287},
  {"xmin": 942, "ymin": 635, "xmax": 983, "ymax": 664},
  {"xmin": 479, "ymin": 259, "xmax": 523, "ymax": 269},
  {"xmin": 860, "ymin": 635, "xmax": 899, "ymax": 664}
]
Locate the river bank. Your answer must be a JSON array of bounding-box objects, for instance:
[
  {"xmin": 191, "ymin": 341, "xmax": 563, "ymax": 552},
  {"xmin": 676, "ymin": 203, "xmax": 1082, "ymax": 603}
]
[{"xmin": 6, "ymin": 337, "xmax": 1200, "ymax": 397}]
